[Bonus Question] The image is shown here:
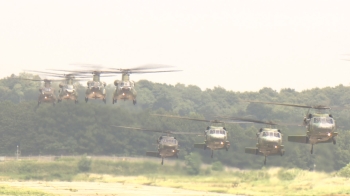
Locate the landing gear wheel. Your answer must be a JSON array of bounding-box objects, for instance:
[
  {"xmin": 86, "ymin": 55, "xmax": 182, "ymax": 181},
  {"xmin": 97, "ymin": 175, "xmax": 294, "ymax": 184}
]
[
  {"xmin": 133, "ymin": 99, "xmax": 136, "ymax": 105},
  {"xmin": 57, "ymin": 99, "xmax": 61, "ymax": 103},
  {"xmin": 85, "ymin": 97, "xmax": 88, "ymax": 103},
  {"xmin": 225, "ymin": 147, "xmax": 229, "ymax": 151},
  {"xmin": 280, "ymin": 150, "xmax": 284, "ymax": 156},
  {"xmin": 310, "ymin": 144, "xmax": 313, "ymax": 154},
  {"xmin": 112, "ymin": 99, "xmax": 117, "ymax": 104},
  {"xmin": 175, "ymin": 154, "xmax": 178, "ymax": 159},
  {"xmin": 37, "ymin": 101, "xmax": 41, "ymax": 106},
  {"xmin": 333, "ymin": 138, "xmax": 336, "ymax": 145}
]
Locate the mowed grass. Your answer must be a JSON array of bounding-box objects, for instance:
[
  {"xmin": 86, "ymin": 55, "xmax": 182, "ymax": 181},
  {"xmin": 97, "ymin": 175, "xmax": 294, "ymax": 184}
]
[
  {"xmin": 0, "ymin": 185, "xmax": 54, "ymax": 196},
  {"xmin": 0, "ymin": 158, "xmax": 350, "ymax": 195},
  {"xmin": 73, "ymin": 169, "xmax": 350, "ymax": 196}
]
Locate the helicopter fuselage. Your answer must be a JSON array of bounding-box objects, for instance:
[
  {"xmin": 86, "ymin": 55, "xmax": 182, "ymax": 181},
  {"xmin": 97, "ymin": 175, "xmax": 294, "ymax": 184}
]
[
  {"xmin": 256, "ymin": 128, "xmax": 284, "ymax": 156},
  {"xmin": 204, "ymin": 126, "xmax": 230, "ymax": 150},
  {"xmin": 38, "ymin": 87, "xmax": 56, "ymax": 103},
  {"xmin": 58, "ymin": 84, "xmax": 78, "ymax": 101},
  {"xmin": 157, "ymin": 136, "xmax": 179, "ymax": 158},
  {"xmin": 85, "ymin": 81, "xmax": 106, "ymax": 100},
  {"xmin": 113, "ymin": 74, "xmax": 137, "ymax": 103},
  {"xmin": 305, "ymin": 114, "xmax": 337, "ymax": 144},
  {"xmin": 113, "ymin": 81, "xmax": 137, "ymax": 101}
]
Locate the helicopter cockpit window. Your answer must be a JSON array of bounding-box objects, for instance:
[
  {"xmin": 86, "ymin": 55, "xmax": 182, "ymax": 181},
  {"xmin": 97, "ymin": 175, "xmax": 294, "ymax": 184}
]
[
  {"xmin": 314, "ymin": 117, "xmax": 334, "ymax": 124},
  {"xmin": 220, "ymin": 130, "xmax": 225, "ymax": 134},
  {"xmin": 44, "ymin": 88, "xmax": 51, "ymax": 92},
  {"xmin": 209, "ymin": 130, "xmax": 215, "ymax": 134},
  {"xmin": 274, "ymin": 132, "xmax": 281, "ymax": 138},
  {"xmin": 162, "ymin": 139, "xmax": 177, "ymax": 144},
  {"xmin": 262, "ymin": 132, "xmax": 268, "ymax": 137},
  {"xmin": 326, "ymin": 118, "xmax": 333, "ymax": 124},
  {"xmin": 67, "ymin": 85, "xmax": 74, "ymax": 89},
  {"xmin": 314, "ymin": 118, "xmax": 320, "ymax": 123}
]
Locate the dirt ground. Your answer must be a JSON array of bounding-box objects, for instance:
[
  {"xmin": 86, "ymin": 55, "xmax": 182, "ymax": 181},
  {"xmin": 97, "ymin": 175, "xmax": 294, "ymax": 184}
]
[{"xmin": 0, "ymin": 181, "xmax": 234, "ymax": 196}]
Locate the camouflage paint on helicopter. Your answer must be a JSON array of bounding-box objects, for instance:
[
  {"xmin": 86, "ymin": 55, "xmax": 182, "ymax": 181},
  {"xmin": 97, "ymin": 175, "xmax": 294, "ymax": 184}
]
[
  {"xmin": 85, "ymin": 71, "xmax": 107, "ymax": 103},
  {"xmin": 21, "ymin": 78, "xmax": 57, "ymax": 106},
  {"xmin": 57, "ymin": 74, "xmax": 81, "ymax": 103},
  {"xmin": 38, "ymin": 79, "xmax": 57, "ymax": 106},
  {"xmin": 110, "ymin": 66, "xmax": 181, "ymax": 105},
  {"xmin": 219, "ymin": 116, "xmax": 286, "ymax": 165},
  {"xmin": 113, "ymin": 125, "xmax": 201, "ymax": 165},
  {"xmin": 245, "ymin": 101, "xmax": 338, "ymax": 154},
  {"xmin": 152, "ymin": 114, "xmax": 252, "ymax": 158},
  {"xmin": 113, "ymin": 72, "xmax": 137, "ymax": 104}
]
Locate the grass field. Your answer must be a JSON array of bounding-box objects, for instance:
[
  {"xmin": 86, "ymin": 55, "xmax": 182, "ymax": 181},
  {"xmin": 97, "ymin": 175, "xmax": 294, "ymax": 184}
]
[
  {"xmin": 0, "ymin": 157, "xmax": 349, "ymax": 195},
  {"xmin": 0, "ymin": 185, "xmax": 53, "ymax": 196}
]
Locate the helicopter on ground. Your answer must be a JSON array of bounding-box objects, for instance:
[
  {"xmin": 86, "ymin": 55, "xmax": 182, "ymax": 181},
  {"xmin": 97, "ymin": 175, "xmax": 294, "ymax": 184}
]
[
  {"xmin": 113, "ymin": 125, "xmax": 201, "ymax": 165},
  {"xmin": 152, "ymin": 114, "xmax": 251, "ymax": 158},
  {"xmin": 245, "ymin": 101, "xmax": 338, "ymax": 154},
  {"xmin": 219, "ymin": 116, "xmax": 286, "ymax": 165}
]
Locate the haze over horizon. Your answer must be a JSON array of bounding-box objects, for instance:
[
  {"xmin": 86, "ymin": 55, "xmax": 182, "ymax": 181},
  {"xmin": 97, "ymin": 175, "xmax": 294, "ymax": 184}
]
[{"xmin": 1, "ymin": 0, "xmax": 350, "ymax": 92}]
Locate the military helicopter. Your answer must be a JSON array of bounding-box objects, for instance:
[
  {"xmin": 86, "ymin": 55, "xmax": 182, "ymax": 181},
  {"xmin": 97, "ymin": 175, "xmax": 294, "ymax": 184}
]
[
  {"xmin": 52, "ymin": 64, "xmax": 180, "ymax": 104},
  {"xmin": 245, "ymin": 101, "xmax": 337, "ymax": 154},
  {"xmin": 219, "ymin": 116, "xmax": 285, "ymax": 165},
  {"xmin": 112, "ymin": 125, "xmax": 201, "ymax": 165},
  {"xmin": 108, "ymin": 65, "xmax": 181, "ymax": 105},
  {"xmin": 24, "ymin": 70, "xmax": 90, "ymax": 104},
  {"xmin": 152, "ymin": 114, "xmax": 251, "ymax": 158},
  {"xmin": 48, "ymin": 67, "xmax": 113, "ymax": 104},
  {"xmin": 21, "ymin": 78, "xmax": 57, "ymax": 106}
]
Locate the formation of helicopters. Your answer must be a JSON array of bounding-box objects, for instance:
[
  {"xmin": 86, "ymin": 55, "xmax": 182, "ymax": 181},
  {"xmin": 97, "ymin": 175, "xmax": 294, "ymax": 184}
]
[
  {"xmin": 113, "ymin": 99, "xmax": 340, "ymax": 165},
  {"xmin": 16, "ymin": 64, "xmax": 342, "ymax": 166},
  {"xmin": 22, "ymin": 65, "xmax": 180, "ymax": 105}
]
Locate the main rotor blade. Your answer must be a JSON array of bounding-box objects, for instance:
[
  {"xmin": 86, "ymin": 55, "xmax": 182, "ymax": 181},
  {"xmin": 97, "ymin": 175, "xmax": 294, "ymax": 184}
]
[
  {"xmin": 24, "ymin": 70, "xmax": 92, "ymax": 78},
  {"xmin": 108, "ymin": 64, "xmax": 176, "ymax": 71},
  {"xmin": 218, "ymin": 116, "xmax": 303, "ymax": 127},
  {"xmin": 128, "ymin": 70, "xmax": 182, "ymax": 74},
  {"xmin": 152, "ymin": 114, "xmax": 213, "ymax": 123},
  {"xmin": 243, "ymin": 100, "xmax": 312, "ymax": 109},
  {"xmin": 113, "ymin": 125, "xmax": 173, "ymax": 134},
  {"xmin": 20, "ymin": 78, "xmax": 63, "ymax": 82},
  {"xmin": 218, "ymin": 116, "xmax": 278, "ymax": 125},
  {"xmin": 113, "ymin": 125, "xmax": 201, "ymax": 135}
]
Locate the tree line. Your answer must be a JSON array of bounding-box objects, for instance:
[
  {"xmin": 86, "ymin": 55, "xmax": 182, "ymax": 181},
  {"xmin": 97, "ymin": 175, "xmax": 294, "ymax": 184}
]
[{"xmin": 1, "ymin": 73, "xmax": 350, "ymax": 171}]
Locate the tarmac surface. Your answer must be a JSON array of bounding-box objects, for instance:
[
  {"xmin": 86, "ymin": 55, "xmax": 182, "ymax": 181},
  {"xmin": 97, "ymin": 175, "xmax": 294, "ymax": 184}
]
[{"xmin": 0, "ymin": 181, "xmax": 235, "ymax": 196}]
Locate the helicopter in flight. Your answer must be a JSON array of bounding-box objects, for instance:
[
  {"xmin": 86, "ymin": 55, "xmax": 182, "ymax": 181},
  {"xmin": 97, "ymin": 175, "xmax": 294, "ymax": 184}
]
[
  {"xmin": 24, "ymin": 70, "xmax": 91, "ymax": 104},
  {"xmin": 49, "ymin": 67, "xmax": 113, "ymax": 104},
  {"xmin": 21, "ymin": 78, "xmax": 57, "ymax": 106},
  {"xmin": 245, "ymin": 101, "xmax": 338, "ymax": 154},
  {"xmin": 52, "ymin": 64, "xmax": 180, "ymax": 104},
  {"xmin": 152, "ymin": 114, "xmax": 251, "ymax": 158},
  {"xmin": 219, "ymin": 116, "xmax": 285, "ymax": 165},
  {"xmin": 113, "ymin": 125, "xmax": 201, "ymax": 165},
  {"xmin": 108, "ymin": 65, "xmax": 181, "ymax": 105}
]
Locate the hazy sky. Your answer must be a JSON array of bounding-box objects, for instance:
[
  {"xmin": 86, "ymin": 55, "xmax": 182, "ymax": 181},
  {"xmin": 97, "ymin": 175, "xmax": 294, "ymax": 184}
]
[{"xmin": 0, "ymin": 0, "xmax": 350, "ymax": 92}]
